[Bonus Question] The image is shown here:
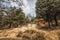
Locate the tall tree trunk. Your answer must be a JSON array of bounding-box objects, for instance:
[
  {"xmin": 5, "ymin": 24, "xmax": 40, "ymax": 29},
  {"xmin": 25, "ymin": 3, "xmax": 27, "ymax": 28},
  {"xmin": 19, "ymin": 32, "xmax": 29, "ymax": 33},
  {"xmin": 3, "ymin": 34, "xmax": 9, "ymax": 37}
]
[
  {"xmin": 48, "ymin": 19, "xmax": 51, "ymax": 28},
  {"xmin": 9, "ymin": 22, "xmax": 12, "ymax": 28},
  {"xmin": 54, "ymin": 15, "xmax": 58, "ymax": 26}
]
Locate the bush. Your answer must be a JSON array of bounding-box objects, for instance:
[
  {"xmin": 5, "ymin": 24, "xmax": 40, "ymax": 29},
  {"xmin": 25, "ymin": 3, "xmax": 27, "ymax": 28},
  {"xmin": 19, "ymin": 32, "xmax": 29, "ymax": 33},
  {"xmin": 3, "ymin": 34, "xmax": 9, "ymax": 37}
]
[{"xmin": 17, "ymin": 30, "xmax": 46, "ymax": 40}]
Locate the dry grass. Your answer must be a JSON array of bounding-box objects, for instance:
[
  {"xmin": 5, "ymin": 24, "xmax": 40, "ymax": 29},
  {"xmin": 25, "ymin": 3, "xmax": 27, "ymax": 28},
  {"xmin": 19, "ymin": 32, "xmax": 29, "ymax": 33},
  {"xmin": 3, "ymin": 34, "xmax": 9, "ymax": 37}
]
[
  {"xmin": 0, "ymin": 38, "xmax": 21, "ymax": 40},
  {"xmin": 17, "ymin": 30, "xmax": 45, "ymax": 40},
  {"xmin": 0, "ymin": 24, "xmax": 60, "ymax": 40}
]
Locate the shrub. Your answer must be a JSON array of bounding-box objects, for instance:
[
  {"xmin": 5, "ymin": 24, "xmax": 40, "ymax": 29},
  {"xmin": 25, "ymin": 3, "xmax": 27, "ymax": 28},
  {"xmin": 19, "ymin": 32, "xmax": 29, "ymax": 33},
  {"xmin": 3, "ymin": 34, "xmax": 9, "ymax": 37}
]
[{"xmin": 17, "ymin": 30, "xmax": 46, "ymax": 40}]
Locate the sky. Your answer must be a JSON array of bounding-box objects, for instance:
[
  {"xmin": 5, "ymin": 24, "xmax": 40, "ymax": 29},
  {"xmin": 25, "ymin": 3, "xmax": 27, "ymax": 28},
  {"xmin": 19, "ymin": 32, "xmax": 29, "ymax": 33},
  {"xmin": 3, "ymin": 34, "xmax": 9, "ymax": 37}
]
[
  {"xmin": 0, "ymin": 0, "xmax": 37, "ymax": 17},
  {"xmin": 22, "ymin": 0, "xmax": 36, "ymax": 17}
]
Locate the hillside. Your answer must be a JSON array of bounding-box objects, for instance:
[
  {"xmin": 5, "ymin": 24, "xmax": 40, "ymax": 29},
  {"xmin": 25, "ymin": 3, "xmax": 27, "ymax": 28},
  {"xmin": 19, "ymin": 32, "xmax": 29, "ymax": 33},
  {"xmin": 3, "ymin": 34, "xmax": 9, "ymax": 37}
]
[{"xmin": 0, "ymin": 24, "xmax": 60, "ymax": 40}]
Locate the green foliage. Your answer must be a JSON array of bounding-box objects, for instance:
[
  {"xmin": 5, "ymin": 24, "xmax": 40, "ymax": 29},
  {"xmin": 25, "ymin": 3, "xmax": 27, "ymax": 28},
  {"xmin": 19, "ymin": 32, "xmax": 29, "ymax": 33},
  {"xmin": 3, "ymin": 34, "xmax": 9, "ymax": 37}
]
[
  {"xmin": 0, "ymin": 7, "xmax": 27, "ymax": 28},
  {"xmin": 15, "ymin": 8, "xmax": 25, "ymax": 25},
  {"xmin": 36, "ymin": 0, "xmax": 60, "ymax": 18}
]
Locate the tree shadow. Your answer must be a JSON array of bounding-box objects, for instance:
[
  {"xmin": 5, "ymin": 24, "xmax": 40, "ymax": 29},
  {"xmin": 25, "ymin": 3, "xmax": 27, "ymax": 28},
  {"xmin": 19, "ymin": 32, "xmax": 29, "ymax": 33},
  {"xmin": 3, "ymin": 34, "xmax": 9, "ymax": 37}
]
[
  {"xmin": 37, "ymin": 26, "xmax": 60, "ymax": 31},
  {"xmin": 37, "ymin": 21, "xmax": 60, "ymax": 31}
]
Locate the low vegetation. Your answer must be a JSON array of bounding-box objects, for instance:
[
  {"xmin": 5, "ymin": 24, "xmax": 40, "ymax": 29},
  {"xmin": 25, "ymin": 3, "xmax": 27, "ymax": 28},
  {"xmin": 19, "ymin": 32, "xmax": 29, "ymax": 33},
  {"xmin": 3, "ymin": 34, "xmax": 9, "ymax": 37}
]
[{"xmin": 17, "ymin": 30, "xmax": 45, "ymax": 40}]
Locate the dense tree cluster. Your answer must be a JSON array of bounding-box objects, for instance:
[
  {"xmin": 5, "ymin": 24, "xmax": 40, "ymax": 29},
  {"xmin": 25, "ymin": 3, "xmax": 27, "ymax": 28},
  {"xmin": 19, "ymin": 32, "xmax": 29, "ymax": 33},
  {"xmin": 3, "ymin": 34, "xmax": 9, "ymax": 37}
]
[
  {"xmin": 36, "ymin": 0, "xmax": 60, "ymax": 27},
  {"xmin": 0, "ymin": 7, "xmax": 29, "ymax": 28}
]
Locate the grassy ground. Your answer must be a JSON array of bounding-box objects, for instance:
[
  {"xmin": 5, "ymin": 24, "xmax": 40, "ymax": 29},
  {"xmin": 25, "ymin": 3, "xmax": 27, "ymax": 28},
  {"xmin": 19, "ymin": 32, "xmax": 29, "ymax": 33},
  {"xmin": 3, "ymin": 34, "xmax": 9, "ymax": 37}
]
[
  {"xmin": 0, "ymin": 38, "xmax": 21, "ymax": 40},
  {"xmin": 0, "ymin": 23, "xmax": 60, "ymax": 40}
]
